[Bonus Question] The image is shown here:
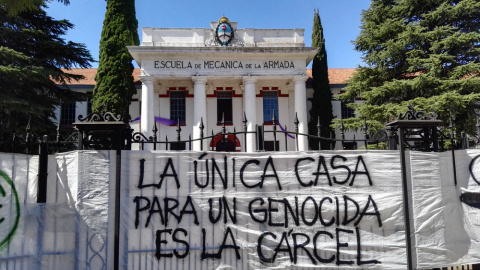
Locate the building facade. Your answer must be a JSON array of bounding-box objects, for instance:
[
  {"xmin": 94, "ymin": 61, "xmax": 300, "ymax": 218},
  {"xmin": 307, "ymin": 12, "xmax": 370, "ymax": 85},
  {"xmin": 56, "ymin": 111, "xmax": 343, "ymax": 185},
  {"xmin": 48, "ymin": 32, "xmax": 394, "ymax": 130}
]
[{"xmin": 57, "ymin": 18, "xmax": 360, "ymax": 151}]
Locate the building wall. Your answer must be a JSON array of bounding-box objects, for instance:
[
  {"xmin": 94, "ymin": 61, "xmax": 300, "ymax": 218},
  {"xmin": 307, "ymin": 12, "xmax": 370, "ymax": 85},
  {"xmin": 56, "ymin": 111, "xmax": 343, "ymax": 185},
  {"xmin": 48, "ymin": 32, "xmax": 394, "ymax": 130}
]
[{"xmin": 56, "ymin": 82, "xmax": 361, "ymax": 151}]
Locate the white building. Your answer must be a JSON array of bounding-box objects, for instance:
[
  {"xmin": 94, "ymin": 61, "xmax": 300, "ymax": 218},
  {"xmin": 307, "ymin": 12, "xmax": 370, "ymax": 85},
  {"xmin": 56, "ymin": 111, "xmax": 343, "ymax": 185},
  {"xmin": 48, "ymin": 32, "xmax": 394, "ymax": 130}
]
[{"xmin": 58, "ymin": 17, "xmax": 360, "ymax": 151}]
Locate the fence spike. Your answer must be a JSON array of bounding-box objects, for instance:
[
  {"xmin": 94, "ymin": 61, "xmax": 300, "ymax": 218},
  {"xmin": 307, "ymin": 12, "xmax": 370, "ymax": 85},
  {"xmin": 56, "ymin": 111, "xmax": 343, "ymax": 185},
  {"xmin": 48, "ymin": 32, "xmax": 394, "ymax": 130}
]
[
  {"xmin": 56, "ymin": 120, "xmax": 61, "ymax": 143},
  {"xmin": 25, "ymin": 117, "xmax": 31, "ymax": 143},
  {"xmin": 176, "ymin": 119, "xmax": 181, "ymax": 142},
  {"xmin": 152, "ymin": 121, "xmax": 158, "ymax": 135}
]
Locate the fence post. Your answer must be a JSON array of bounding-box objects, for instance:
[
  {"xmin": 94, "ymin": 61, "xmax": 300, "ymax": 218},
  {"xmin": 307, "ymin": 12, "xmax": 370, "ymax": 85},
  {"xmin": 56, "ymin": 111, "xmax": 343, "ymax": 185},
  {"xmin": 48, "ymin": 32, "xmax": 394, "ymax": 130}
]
[
  {"xmin": 386, "ymin": 126, "xmax": 395, "ymax": 150},
  {"xmin": 114, "ymin": 132, "xmax": 122, "ymax": 270},
  {"xmin": 37, "ymin": 135, "xmax": 48, "ymax": 203},
  {"xmin": 211, "ymin": 130, "xmax": 214, "ymax": 151},
  {"xmin": 294, "ymin": 114, "xmax": 299, "ymax": 151},
  {"xmin": 449, "ymin": 113, "xmax": 458, "ymax": 186},
  {"xmin": 330, "ymin": 132, "xmax": 334, "ymax": 150},
  {"xmin": 261, "ymin": 123, "xmax": 266, "ymax": 151},
  {"xmin": 243, "ymin": 112, "xmax": 248, "ymax": 152},
  {"xmin": 35, "ymin": 135, "xmax": 48, "ymax": 270},
  {"xmin": 78, "ymin": 130, "xmax": 84, "ymax": 150},
  {"xmin": 222, "ymin": 113, "xmax": 226, "ymax": 151},
  {"xmin": 363, "ymin": 118, "xmax": 368, "ymax": 149},
  {"xmin": 272, "ymin": 111, "xmax": 277, "ymax": 151},
  {"xmin": 255, "ymin": 124, "xmax": 259, "ymax": 151},
  {"xmin": 461, "ymin": 131, "xmax": 467, "ymax": 149},
  {"xmin": 386, "ymin": 105, "xmax": 444, "ymax": 270},
  {"xmin": 476, "ymin": 114, "xmax": 480, "ymax": 148},
  {"xmin": 200, "ymin": 118, "xmax": 204, "ymax": 151},
  {"xmin": 56, "ymin": 123, "xmax": 61, "ymax": 153},
  {"xmin": 25, "ymin": 118, "xmax": 31, "ymax": 154},
  {"xmin": 317, "ymin": 117, "xmax": 321, "ymax": 150},
  {"xmin": 398, "ymin": 127, "xmax": 414, "ymax": 270},
  {"xmin": 284, "ymin": 125, "xmax": 288, "ymax": 151}
]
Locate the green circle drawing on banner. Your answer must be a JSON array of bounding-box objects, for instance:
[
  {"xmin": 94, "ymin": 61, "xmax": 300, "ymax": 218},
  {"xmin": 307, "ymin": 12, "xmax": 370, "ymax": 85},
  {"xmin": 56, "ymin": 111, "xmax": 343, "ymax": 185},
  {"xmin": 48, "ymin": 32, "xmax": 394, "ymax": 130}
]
[{"xmin": 0, "ymin": 170, "xmax": 20, "ymax": 250}]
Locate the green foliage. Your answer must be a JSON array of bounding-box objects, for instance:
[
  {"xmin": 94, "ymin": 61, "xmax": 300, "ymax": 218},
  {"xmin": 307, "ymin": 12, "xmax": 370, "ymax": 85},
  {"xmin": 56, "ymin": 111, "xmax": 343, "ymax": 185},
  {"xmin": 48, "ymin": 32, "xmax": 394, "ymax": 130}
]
[
  {"xmin": 1, "ymin": 0, "xmax": 69, "ymax": 14},
  {"xmin": 308, "ymin": 9, "xmax": 335, "ymax": 150},
  {"xmin": 339, "ymin": 0, "xmax": 480, "ymax": 135},
  {"xmin": 358, "ymin": 142, "xmax": 388, "ymax": 150},
  {"xmin": 0, "ymin": 5, "xmax": 93, "ymax": 134},
  {"xmin": 93, "ymin": 0, "xmax": 139, "ymax": 121}
]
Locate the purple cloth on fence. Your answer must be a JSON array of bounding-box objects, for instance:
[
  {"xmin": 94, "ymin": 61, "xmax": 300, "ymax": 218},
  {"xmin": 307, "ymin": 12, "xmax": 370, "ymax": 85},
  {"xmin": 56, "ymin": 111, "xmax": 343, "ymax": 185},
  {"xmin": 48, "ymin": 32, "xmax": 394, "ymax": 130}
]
[
  {"xmin": 129, "ymin": 116, "xmax": 177, "ymax": 126},
  {"xmin": 276, "ymin": 121, "xmax": 295, "ymax": 139},
  {"xmin": 129, "ymin": 116, "xmax": 141, "ymax": 123},
  {"xmin": 155, "ymin": 116, "xmax": 177, "ymax": 126}
]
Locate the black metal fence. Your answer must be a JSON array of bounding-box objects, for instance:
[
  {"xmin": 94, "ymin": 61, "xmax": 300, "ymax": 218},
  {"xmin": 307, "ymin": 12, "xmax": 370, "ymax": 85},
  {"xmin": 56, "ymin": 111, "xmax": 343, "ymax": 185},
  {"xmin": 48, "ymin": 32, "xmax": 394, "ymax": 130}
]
[
  {"xmin": 1, "ymin": 107, "xmax": 480, "ymax": 270},
  {"xmin": 0, "ymin": 108, "xmax": 476, "ymax": 155}
]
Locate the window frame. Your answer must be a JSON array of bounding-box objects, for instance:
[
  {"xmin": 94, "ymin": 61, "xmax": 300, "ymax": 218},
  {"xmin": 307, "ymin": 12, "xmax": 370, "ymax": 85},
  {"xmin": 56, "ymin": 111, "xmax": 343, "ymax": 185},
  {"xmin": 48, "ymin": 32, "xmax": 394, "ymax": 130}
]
[
  {"xmin": 60, "ymin": 102, "xmax": 76, "ymax": 127},
  {"xmin": 216, "ymin": 91, "xmax": 233, "ymax": 124},
  {"xmin": 170, "ymin": 90, "xmax": 187, "ymax": 124},
  {"xmin": 341, "ymin": 99, "xmax": 355, "ymax": 119},
  {"xmin": 263, "ymin": 90, "xmax": 279, "ymax": 124}
]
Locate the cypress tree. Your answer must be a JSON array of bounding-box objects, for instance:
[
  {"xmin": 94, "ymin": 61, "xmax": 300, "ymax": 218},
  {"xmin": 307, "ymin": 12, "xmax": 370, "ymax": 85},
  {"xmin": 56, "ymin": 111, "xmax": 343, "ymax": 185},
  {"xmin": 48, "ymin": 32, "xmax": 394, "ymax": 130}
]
[
  {"xmin": 308, "ymin": 9, "xmax": 334, "ymax": 150},
  {"xmin": 93, "ymin": 0, "xmax": 139, "ymax": 121},
  {"xmin": 339, "ymin": 0, "xmax": 480, "ymax": 134}
]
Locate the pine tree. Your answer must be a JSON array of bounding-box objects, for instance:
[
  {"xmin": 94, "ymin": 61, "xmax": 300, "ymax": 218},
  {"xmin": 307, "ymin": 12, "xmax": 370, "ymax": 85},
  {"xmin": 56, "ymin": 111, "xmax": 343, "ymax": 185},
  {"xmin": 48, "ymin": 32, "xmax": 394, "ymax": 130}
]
[
  {"xmin": 1, "ymin": 0, "xmax": 69, "ymax": 14},
  {"xmin": 93, "ymin": 0, "xmax": 139, "ymax": 121},
  {"xmin": 0, "ymin": 5, "xmax": 93, "ymax": 133},
  {"xmin": 339, "ymin": 0, "xmax": 480, "ymax": 134},
  {"xmin": 308, "ymin": 9, "xmax": 334, "ymax": 150}
]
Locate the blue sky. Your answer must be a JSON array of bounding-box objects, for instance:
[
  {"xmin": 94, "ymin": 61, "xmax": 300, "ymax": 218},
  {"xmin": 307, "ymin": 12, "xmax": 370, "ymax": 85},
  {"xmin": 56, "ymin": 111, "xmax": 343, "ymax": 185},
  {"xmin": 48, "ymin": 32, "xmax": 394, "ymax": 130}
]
[{"xmin": 46, "ymin": 0, "xmax": 371, "ymax": 68}]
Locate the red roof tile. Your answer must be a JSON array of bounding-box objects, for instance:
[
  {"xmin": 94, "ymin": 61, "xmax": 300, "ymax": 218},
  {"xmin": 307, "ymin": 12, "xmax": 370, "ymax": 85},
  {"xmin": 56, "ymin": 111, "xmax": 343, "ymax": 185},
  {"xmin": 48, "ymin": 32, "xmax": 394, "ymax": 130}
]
[
  {"xmin": 60, "ymin": 68, "xmax": 141, "ymax": 85},
  {"xmin": 306, "ymin": 68, "xmax": 356, "ymax": 85},
  {"xmin": 61, "ymin": 68, "xmax": 355, "ymax": 86}
]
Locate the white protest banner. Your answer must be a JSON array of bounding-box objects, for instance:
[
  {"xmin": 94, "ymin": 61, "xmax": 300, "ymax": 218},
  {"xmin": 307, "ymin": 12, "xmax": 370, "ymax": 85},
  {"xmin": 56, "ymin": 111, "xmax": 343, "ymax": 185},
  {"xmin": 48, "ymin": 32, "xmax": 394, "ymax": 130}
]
[
  {"xmin": 410, "ymin": 150, "xmax": 480, "ymax": 268},
  {"xmin": 119, "ymin": 151, "xmax": 407, "ymax": 269},
  {"xmin": 0, "ymin": 151, "xmax": 116, "ymax": 270}
]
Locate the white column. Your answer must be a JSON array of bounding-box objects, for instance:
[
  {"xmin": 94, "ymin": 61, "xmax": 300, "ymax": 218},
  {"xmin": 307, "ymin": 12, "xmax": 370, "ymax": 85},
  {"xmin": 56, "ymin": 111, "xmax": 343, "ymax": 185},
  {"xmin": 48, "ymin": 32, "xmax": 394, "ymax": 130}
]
[
  {"xmin": 140, "ymin": 76, "xmax": 155, "ymax": 150},
  {"xmin": 243, "ymin": 77, "xmax": 257, "ymax": 152},
  {"xmin": 294, "ymin": 76, "xmax": 309, "ymax": 151},
  {"xmin": 192, "ymin": 76, "xmax": 208, "ymax": 151}
]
